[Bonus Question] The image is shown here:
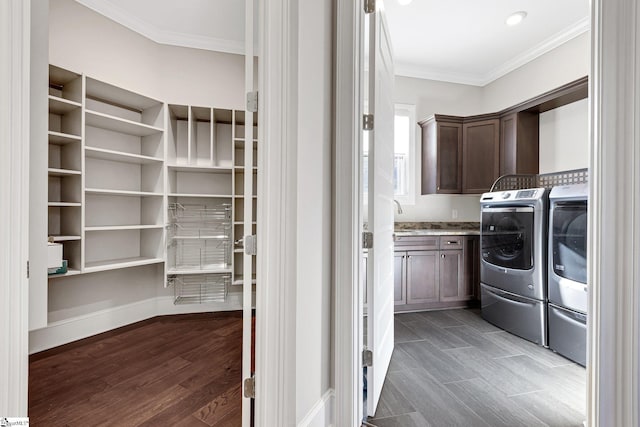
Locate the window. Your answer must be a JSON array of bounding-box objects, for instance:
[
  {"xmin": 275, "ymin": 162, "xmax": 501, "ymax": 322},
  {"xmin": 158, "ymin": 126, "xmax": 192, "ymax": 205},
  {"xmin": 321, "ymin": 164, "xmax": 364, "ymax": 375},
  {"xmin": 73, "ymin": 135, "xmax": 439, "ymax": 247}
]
[{"xmin": 363, "ymin": 104, "xmax": 416, "ymax": 205}]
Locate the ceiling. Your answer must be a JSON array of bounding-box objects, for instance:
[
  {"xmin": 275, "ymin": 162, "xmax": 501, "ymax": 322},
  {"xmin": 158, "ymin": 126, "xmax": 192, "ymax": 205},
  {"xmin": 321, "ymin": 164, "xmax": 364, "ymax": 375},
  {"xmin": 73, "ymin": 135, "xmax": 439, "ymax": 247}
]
[{"xmin": 75, "ymin": 0, "xmax": 590, "ymax": 87}]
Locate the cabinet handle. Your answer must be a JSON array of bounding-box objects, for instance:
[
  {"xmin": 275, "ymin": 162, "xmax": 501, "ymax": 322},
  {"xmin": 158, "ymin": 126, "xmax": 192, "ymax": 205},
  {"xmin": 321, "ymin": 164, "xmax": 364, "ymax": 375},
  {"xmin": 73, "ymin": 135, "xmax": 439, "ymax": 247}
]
[{"xmin": 446, "ymin": 241, "xmax": 458, "ymax": 245}]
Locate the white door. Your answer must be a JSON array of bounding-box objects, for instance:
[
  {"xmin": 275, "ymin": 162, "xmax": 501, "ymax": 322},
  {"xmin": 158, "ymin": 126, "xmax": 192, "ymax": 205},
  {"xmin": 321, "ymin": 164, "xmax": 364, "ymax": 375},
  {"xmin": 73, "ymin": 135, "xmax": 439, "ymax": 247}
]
[
  {"xmin": 365, "ymin": 0, "xmax": 395, "ymax": 417},
  {"xmin": 242, "ymin": 0, "xmax": 256, "ymax": 424}
]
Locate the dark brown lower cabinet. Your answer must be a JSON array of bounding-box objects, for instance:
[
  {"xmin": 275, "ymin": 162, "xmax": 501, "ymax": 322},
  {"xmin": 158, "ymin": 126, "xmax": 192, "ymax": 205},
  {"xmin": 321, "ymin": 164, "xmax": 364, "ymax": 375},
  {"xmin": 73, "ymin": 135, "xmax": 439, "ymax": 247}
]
[
  {"xmin": 394, "ymin": 235, "xmax": 479, "ymax": 312},
  {"xmin": 406, "ymin": 251, "xmax": 439, "ymax": 304}
]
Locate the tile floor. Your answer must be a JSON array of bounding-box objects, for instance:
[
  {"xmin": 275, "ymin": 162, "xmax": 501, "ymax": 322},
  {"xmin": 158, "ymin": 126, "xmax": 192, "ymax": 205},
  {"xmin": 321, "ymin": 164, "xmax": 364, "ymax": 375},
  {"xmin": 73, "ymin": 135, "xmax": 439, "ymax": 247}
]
[{"xmin": 367, "ymin": 309, "xmax": 586, "ymax": 427}]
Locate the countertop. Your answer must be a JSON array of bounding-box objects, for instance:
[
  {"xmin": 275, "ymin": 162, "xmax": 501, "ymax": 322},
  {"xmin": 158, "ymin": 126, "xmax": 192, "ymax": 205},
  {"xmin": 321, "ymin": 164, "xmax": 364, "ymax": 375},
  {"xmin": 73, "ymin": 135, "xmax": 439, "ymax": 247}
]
[
  {"xmin": 393, "ymin": 221, "xmax": 480, "ymax": 236},
  {"xmin": 394, "ymin": 229, "xmax": 480, "ymax": 236}
]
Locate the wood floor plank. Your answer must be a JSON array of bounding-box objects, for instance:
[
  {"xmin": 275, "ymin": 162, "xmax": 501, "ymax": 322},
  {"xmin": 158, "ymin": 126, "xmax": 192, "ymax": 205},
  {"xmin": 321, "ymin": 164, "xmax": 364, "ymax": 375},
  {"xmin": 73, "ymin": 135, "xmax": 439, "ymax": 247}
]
[{"xmin": 403, "ymin": 320, "xmax": 471, "ymax": 350}]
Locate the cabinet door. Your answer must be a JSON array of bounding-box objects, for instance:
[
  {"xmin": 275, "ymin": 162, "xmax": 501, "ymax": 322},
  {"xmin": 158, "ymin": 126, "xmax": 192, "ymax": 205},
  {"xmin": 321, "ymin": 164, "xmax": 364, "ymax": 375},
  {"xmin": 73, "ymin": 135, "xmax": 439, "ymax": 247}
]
[
  {"xmin": 394, "ymin": 251, "xmax": 406, "ymax": 305},
  {"xmin": 462, "ymin": 119, "xmax": 500, "ymax": 194},
  {"xmin": 436, "ymin": 122, "xmax": 463, "ymax": 193},
  {"xmin": 500, "ymin": 112, "xmax": 539, "ymax": 176},
  {"xmin": 406, "ymin": 251, "xmax": 439, "ymax": 304},
  {"xmin": 439, "ymin": 250, "xmax": 466, "ymax": 301}
]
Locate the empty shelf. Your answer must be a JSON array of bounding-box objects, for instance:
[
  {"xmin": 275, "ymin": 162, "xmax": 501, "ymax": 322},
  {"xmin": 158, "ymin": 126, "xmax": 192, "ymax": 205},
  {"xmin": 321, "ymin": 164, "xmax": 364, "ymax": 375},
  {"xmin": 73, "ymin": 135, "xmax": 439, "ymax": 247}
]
[
  {"xmin": 85, "ymin": 109, "xmax": 164, "ymax": 137},
  {"xmin": 167, "ymin": 165, "xmax": 233, "ymax": 173},
  {"xmin": 48, "ymin": 131, "xmax": 81, "ymax": 145},
  {"xmin": 48, "ymin": 95, "xmax": 81, "ymax": 115},
  {"xmin": 85, "ymin": 225, "xmax": 164, "ymax": 232},
  {"xmin": 85, "ymin": 188, "xmax": 163, "ymax": 197},
  {"xmin": 48, "ymin": 202, "xmax": 81, "ymax": 207},
  {"xmin": 168, "ymin": 193, "xmax": 233, "ymax": 198},
  {"xmin": 49, "ymin": 235, "xmax": 81, "ymax": 242},
  {"xmin": 167, "ymin": 266, "xmax": 233, "ymax": 275},
  {"xmin": 84, "ymin": 256, "xmax": 164, "ymax": 273},
  {"xmin": 48, "ymin": 168, "xmax": 81, "ymax": 176},
  {"xmin": 85, "ymin": 147, "xmax": 163, "ymax": 164}
]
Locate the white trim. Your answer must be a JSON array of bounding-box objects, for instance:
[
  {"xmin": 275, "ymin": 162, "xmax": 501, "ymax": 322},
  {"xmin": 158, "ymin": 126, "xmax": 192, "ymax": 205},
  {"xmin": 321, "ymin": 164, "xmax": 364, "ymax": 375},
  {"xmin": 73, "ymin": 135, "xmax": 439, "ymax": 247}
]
[
  {"xmin": 256, "ymin": 0, "xmax": 298, "ymax": 425},
  {"xmin": 29, "ymin": 294, "xmax": 245, "ymax": 354},
  {"xmin": 395, "ymin": 17, "xmax": 590, "ymax": 87},
  {"xmin": 334, "ymin": 0, "xmax": 363, "ymax": 425},
  {"xmin": 297, "ymin": 389, "xmax": 335, "ymax": 427},
  {"xmin": 589, "ymin": 0, "xmax": 640, "ymax": 425},
  {"xmin": 0, "ymin": 0, "xmax": 30, "ymax": 416},
  {"xmin": 76, "ymin": 0, "xmax": 245, "ymax": 55}
]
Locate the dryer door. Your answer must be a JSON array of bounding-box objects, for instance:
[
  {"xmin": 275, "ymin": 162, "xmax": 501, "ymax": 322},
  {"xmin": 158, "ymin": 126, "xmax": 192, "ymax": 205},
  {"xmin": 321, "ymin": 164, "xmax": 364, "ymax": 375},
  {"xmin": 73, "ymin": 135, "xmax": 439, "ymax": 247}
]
[{"xmin": 481, "ymin": 206, "xmax": 534, "ymax": 270}]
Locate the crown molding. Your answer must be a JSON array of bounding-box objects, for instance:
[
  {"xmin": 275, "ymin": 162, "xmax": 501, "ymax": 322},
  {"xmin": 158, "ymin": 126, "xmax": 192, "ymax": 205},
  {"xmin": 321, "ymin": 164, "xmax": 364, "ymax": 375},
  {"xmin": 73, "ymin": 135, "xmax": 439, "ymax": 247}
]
[
  {"xmin": 484, "ymin": 16, "xmax": 590, "ymax": 85},
  {"xmin": 75, "ymin": 0, "xmax": 245, "ymax": 55},
  {"xmin": 396, "ymin": 17, "xmax": 590, "ymax": 87}
]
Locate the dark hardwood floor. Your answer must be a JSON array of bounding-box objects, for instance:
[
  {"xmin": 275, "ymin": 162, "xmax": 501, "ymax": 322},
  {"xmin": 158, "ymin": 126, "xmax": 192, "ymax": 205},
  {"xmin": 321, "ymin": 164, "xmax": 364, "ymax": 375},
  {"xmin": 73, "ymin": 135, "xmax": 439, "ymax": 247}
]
[{"xmin": 29, "ymin": 312, "xmax": 245, "ymax": 426}]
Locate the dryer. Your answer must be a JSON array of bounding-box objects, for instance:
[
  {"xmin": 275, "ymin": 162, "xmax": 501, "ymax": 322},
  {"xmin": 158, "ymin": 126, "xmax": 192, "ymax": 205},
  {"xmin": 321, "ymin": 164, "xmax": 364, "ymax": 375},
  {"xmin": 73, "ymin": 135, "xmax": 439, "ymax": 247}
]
[
  {"xmin": 480, "ymin": 187, "xmax": 549, "ymax": 346},
  {"xmin": 548, "ymin": 183, "xmax": 588, "ymax": 366}
]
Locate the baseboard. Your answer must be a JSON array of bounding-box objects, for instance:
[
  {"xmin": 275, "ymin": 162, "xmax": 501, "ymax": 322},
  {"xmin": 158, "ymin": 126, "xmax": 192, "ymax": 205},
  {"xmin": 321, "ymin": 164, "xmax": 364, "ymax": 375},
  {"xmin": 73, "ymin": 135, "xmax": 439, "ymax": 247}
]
[
  {"xmin": 298, "ymin": 389, "xmax": 335, "ymax": 427},
  {"xmin": 29, "ymin": 293, "xmax": 245, "ymax": 354}
]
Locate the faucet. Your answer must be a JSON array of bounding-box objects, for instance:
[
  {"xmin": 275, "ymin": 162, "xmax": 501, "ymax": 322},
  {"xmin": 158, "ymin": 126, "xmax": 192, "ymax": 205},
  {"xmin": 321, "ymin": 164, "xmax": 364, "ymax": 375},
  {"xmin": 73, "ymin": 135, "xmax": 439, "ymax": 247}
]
[{"xmin": 393, "ymin": 199, "xmax": 403, "ymax": 214}]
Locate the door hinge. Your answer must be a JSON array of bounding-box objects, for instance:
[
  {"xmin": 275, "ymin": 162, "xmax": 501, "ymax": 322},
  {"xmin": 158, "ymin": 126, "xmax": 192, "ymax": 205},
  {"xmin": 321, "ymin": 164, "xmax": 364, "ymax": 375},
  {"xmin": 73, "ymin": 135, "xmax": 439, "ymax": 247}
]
[
  {"xmin": 244, "ymin": 235, "xmax": 257, "ymax": 256},
  {"xmin": 243, "ymin": 375, "xmax": 255, "ymax": 398},
  {"xmin": 26, "ymin": 260, "xmax": 29, "ymax": 279},
  {"xmin": 364, "ymin": 0, "xmax": 376, "ymax": 14},
  {"xmin": 363, "ymin": 114, "xmax": 374, "ymax": 131},
  {"xmin": 362, "ymin": 231, "xmax": 373, "ymax": 249},
  {"xmin": 362, "ymin": 348, "xmax": 373, "ymax": 367},
  {"xmin": 246, "ymin": 91, "xmax": 258, "ymax": 113}
]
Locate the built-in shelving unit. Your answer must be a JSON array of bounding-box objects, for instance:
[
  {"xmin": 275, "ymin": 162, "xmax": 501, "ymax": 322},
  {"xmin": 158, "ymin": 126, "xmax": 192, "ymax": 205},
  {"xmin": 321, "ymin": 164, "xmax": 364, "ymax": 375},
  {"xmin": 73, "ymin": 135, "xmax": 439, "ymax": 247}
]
[
  {"xmin": 83, "ymin": 77, "xmax": 165, "ymax": 273},
  {"xmin": 45, "ymin": 65, "xmax": 257, "ymax": 306},
  {"xmin": 47, "ymin": 65, "xmax": 83, "ymax": 276}
]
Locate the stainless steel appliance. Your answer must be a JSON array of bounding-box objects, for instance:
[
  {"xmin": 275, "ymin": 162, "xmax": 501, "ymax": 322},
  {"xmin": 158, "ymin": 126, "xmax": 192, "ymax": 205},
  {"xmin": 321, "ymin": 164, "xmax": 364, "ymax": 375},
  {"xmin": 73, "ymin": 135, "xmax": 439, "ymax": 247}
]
[
  {"xmin": 548, "ymin": 183, "xmax": 588, "ymax": 366},
  {"xmin": 480, "ymin": 187, "xmax": 549, "ymax": 346}
]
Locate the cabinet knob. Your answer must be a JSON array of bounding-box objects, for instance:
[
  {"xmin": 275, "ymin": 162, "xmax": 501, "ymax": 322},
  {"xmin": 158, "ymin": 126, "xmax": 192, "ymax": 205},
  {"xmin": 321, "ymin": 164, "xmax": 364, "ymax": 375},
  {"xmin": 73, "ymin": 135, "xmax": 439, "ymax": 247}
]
[{"xmin": 441, "ymin": 254, "xmax": 445, "ymax": 258}]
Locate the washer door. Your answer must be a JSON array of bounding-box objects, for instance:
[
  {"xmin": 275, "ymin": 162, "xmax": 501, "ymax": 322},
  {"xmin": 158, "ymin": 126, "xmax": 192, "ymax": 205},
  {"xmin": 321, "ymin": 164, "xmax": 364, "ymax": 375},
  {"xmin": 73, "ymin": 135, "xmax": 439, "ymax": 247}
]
[
  {"xmin": 551, "ymin": 202, "xmax": 587, "ymax": 284},
  {"xmin": 481, "ymin": 206, "xmax": 534, "ymax": 270}
]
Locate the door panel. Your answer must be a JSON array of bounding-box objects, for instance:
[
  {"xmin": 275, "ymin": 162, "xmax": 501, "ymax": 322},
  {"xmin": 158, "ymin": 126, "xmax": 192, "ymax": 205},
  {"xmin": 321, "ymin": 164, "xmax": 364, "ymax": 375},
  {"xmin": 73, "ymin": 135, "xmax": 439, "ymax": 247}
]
[
  {"xmin": 406, "ymin": 251, "xmax": 439, "ymax": 304},
  {"xmin": 365, "ymin": 0, "xmax": 395, "ymax": 417},
  {"xmin": 439, "ymin": 250, "xmax": 464, "ymax": 301},
  {"xmin": 462, "ymin": 119, "xmax": 499, "ymax": 194},
  {"xmin": 437, "ymin": 122, "xmax": 463, "ymax": 193}
]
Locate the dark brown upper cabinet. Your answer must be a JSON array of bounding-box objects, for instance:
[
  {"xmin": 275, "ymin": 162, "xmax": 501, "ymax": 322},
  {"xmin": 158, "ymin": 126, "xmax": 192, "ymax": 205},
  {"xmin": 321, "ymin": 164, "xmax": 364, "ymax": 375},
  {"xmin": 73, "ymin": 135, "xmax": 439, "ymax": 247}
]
[
  {"xmin": 499, "ymin": 111, "xmax": 539, "ymax": 176},
  {"xmin": 462, "ymin": 117, "xmax": 500, "ymax": 194},
  {"xmin": 418, "ymin": 76, "xmax": 587, "ymax": 195},
  {"xmin": 419, "ymin": 115, "xmax": 462, "ymax": 194}
]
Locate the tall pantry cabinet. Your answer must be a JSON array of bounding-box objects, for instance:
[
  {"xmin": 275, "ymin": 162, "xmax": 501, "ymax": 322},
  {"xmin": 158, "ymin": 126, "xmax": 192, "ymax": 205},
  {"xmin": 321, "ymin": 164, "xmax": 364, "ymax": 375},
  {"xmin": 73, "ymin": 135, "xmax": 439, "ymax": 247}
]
[{"xmin": 34, "ymin": 64, "xmax": 257, "ymax": 349}]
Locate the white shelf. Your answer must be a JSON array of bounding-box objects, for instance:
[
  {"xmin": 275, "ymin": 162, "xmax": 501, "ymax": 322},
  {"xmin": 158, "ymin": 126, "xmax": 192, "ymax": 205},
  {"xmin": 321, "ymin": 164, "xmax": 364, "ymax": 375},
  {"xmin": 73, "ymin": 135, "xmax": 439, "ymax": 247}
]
[
  {"xmin": 168, "ymin": 193, "xmax": 232, "ymax": 198},
  {"xmin": 233, "ymin": 221, "xmax": 257, "ymax": 225},
  {"xmin": 48, "ymin": 268, "xmax": 82, "ymax": 279},
  {"xmin": 85, "ymin": 109, "xmax": 164, "ymax": 137},
  {"xmin": 48, "ymin": 131, "xmax": 81, "ymax": 145},
  {"xmin": 85, "ymin": 147, "xmax": 163, "ymax": 164},
  {"xmin": 171, "ymin": 235, "xmax": 229, "ymax": 240},
  {"xmin": 48, "ymin": 95, "xmax": 81, "ymax": 115},
  {"xmin": 233, "ymin": 195, "xmax": 258, "ymax": 199},
  {"xmin": 232, "ymin": 277, "xmax": 257, "ymax": 285},
  {"xmin": 168, "ymin": 266, "xmax": 233, "ymax": 275},
  {"xmin": 167, "ymin": 164, "xmax": 233, "ymax": 173},
  {"xmin": 48, "ymin": 201, "xmax": 81, "ymax": 207},
  {"xmin": 85, "ymin": 225, "xmax": 164, "ymax": 232},
  {"xmin": 85, "ymin": 188, "xmax": 163, "ymax": 197},
  {"xmin": 49, "ymin": 235, "xmax": 81, "ymax": 242},
  {"xmin": 84, "ymin": 257, "xmax": 164, "ymax": 273},
  {"xmin": 48, "ymin": 168, "xmax": 81, "ymax": 177}
]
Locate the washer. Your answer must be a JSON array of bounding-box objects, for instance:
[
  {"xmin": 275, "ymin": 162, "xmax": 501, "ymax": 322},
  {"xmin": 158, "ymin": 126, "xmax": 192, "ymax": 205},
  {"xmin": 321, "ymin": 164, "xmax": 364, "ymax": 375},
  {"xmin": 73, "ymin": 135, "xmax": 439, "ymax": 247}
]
[
  {"xmin": 480, "ymin": 187, "xmax": 549, "ymax": 346},
  {"xmin": 548, "ymin": 183, "xmax": 588, "ymax": 366}
]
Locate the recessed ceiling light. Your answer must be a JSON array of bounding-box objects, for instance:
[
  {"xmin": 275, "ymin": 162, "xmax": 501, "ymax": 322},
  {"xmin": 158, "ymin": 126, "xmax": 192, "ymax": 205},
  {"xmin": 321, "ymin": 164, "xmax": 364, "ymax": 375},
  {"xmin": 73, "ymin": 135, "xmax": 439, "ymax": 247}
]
[
  {"xmin": 506, "ymin": 11, "xmax": 527, "ymax": 26},
  {"xmin": 397, "ymin": 0, "xmax": 413, "ymax": 5}
]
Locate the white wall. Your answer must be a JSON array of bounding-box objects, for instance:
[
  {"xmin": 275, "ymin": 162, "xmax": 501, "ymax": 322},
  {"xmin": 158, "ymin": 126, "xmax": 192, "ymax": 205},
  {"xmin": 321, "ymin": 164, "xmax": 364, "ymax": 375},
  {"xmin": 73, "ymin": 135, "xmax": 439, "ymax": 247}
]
[
  {"xmin": 539, "ymin": 98, "xmax": 589, "ymax": 173},
  {"xmin": 49, "ymin": 0, "xmax": 245, "ymax": 108},
  {"xmin": 397, "ymin": 31, "xmax": 590, "ymax": 223},
  {"xmin": 296, "ymin": 0, "xmax": 333, "ymax": 423}
]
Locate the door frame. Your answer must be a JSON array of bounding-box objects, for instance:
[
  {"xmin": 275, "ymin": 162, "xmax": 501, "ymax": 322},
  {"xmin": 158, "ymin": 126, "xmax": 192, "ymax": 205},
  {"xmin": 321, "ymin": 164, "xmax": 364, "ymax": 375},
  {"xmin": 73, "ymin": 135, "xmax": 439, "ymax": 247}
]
[
  {"xmin": 0, "ymin": 0, "xmax": 31, "ymax": 416},
  {"xmin": 331, "ymin": 0, "xmax": 640, "ymax": 425},
  {"xmin": 334, "ymin": 0, "xmax": 365, "ymax": 425}
]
